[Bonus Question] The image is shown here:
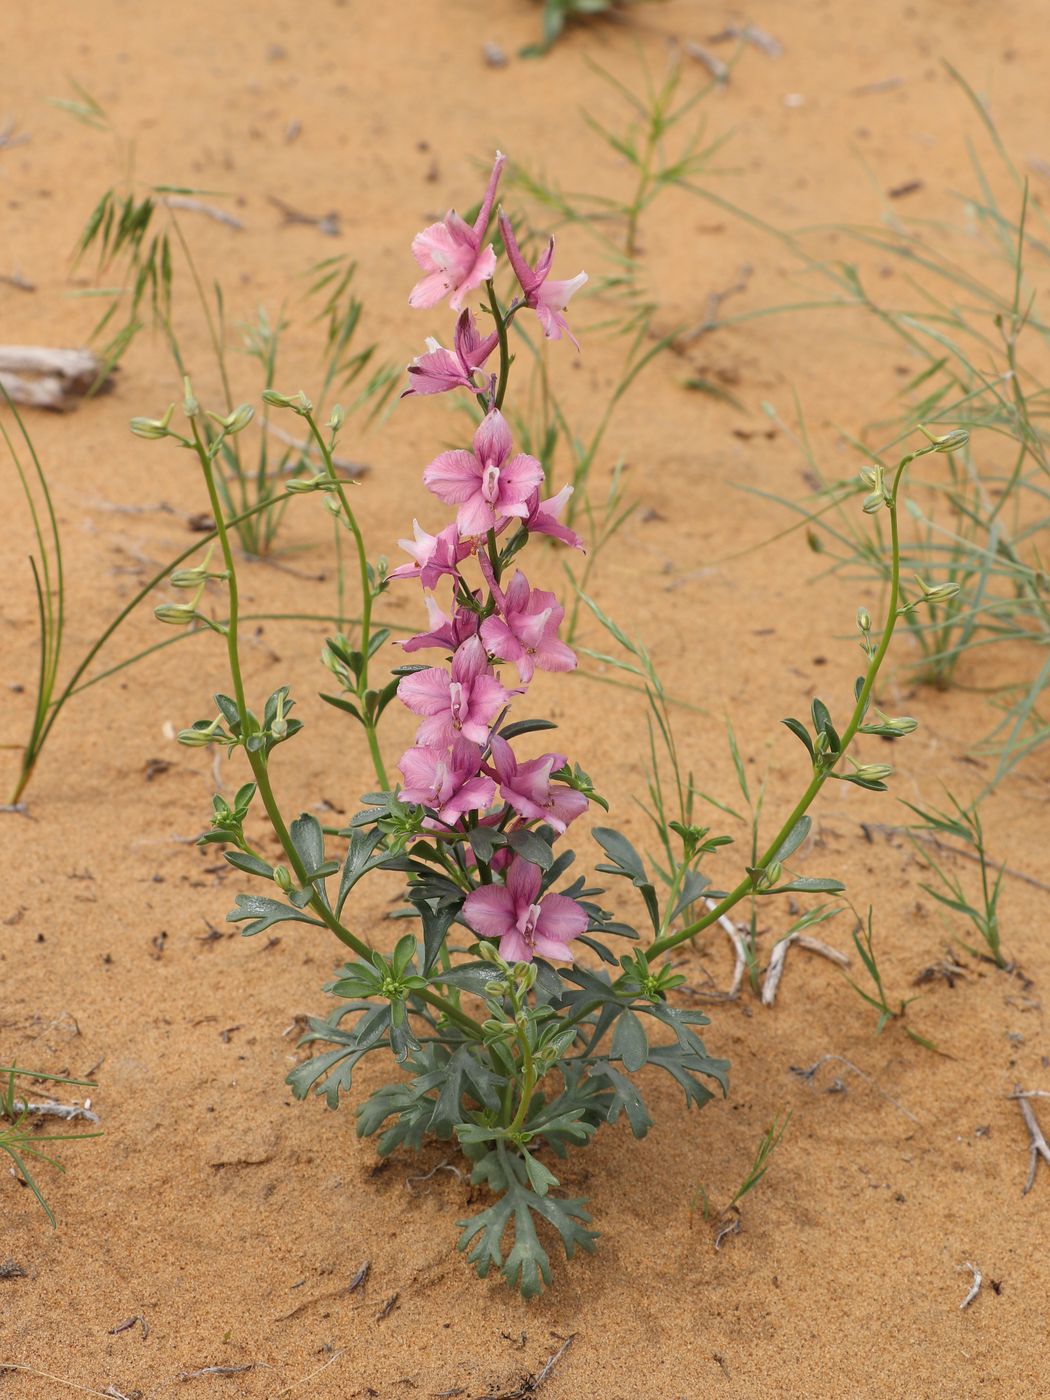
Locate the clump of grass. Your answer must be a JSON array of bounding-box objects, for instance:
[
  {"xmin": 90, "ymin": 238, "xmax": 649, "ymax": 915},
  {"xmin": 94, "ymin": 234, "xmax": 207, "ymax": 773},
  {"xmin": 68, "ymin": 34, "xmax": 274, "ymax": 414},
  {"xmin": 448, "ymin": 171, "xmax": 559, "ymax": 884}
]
[
  {"xmin": 1, "ymin": 1066, "xmax": 101, "ymax": 1227},
  {"xmin": 903, "ymin": 792, "xmax": 1008, "ymax": 969},
  {"xmin": 842, "ymin": 906, "xmax": 939, "ymax": 1050},
  {"xmin": 691, "ymin": 1110, "xmax": 791, "ymax": 1222}
]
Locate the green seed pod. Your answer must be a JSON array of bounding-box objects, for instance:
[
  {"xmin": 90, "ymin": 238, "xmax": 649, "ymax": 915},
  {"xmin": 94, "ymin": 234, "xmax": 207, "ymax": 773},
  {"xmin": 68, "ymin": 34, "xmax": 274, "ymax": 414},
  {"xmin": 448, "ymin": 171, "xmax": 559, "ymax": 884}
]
[{"xmin": 153, "ymin": 602, "xmax": 198, "ymax": 626}]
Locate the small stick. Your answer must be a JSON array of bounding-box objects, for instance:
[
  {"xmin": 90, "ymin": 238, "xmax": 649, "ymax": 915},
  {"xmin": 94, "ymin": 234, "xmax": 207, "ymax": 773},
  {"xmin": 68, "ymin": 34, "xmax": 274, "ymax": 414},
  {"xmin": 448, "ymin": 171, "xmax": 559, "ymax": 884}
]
[
  {"xmin": 376, "ymin": 1292, "xmax": 399, "ymax": 1320},
  {"xmin": 958, "ymin": 1261, "xmax": 982, "ymax": 1310},
  {"xmin": 406, "ymin": 1159, "xmax": 463, "ymax": 1192},
  {"xmin": 10, "ymin": 1100, "xmax": 100, "ymax": 1123},
  {"xmin": 266, "ymin": 422, "xmax": 368, "ymax": 477},
  {"xmin": 791, "ymin": 1054, "xmax": 920, "ymax": 1125},
  {"xmin": 0, "ymin": 1365, "xmax": 119, "ymax": 1397},
  {"xmin": 714, "ymin": 1215, "xmax": 741, "ymax": 1251},
  {"xmin": 763, "ymin": 934, "xmax": 849, "ymax": 1004},
  {"xmin": 162, "ymin": 196, "xmax": 243, "ymax": 230},
  {"xmin": 532, "ymin": 1334, "xmax": 575, "ymax": 1389},
  {"xmin": 1012, "ymin": 1085, "xmax": 1050, "ymax": 1194},
  {"xmin": 267, "ymin": 195, "xmax": 340, "ymax": 237},
  {"xmin": 270, "ymin": 1349, "xmax": 344, "ymax": 1399},
  {"xmin": 683, "ymin": 41, "xmax": 729, "ymax": 81},
  {"xmin": 1009, "ymin": 1090, "xmax": 1050, "ymax": 1100},
  {"xmin": 704, "ymin": 899, "xmax": 748, "ymax": 999},
  {"xmin": 178, "ymin": 1363, "xmax": 255, "ymax": 1379}
]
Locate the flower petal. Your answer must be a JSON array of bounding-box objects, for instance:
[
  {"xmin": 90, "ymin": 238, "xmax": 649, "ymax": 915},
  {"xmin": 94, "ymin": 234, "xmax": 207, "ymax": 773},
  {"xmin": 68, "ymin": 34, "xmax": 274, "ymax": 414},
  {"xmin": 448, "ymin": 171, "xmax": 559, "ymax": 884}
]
[
  {"xmin": 397, "ymin": 667, "xmax": 451, "ymax": 716},
  {"xmin": 473, "ymin": 409, "xmax": 513, "ymax": 468},
  {"xmin": 536, "ymin": 893, "xmax": 589, "ymax": 943},
  {"xmin": 505, "ymin": 856, "xmax": 541, "ymax": 907},
  {"xmin": 423, "ymin": 450, "xmax": 481, "ymax": 504},
  {"xmin": 462, "ymin": 884, "xmax": 516, "ymax": 940}
]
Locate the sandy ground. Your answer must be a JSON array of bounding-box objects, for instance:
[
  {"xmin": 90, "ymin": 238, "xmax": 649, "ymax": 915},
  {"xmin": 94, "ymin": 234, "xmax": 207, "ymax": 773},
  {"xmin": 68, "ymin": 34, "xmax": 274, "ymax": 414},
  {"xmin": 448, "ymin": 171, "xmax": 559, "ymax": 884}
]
[{"xmin": 3, "ymin": 1, "xmax": 1050, "ymax": 1396}]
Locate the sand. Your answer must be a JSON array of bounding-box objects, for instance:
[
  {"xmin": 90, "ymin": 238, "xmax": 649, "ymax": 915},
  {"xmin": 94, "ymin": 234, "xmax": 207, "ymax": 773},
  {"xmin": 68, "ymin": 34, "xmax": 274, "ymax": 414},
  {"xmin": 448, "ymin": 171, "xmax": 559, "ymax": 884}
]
[{"xmin": 3, "ymin": 1, "xmax": 1049, "ymax": 1395}]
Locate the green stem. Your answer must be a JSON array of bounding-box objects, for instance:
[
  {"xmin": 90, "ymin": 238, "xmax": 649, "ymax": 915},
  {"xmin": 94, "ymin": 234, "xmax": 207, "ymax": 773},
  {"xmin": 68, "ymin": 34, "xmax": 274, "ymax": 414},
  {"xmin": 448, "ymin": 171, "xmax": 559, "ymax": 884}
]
[
  {"xmin": 302, "ymin": 411, "xmax": 389, "ymax": 790},
  {"xmin": 192, "ymin": 424, "xmax": 480, "ymax": 1040},
  {"xmin": 487, "ymin": 280, "xmax": 511, "ymax": 411},
  {"xmin": 648, "ymin": 453, "xmax": 914, "ymax": 961},
  {"xmin": 508, "ymin": 1029, "xmax": 535, "ymax": 1133}
]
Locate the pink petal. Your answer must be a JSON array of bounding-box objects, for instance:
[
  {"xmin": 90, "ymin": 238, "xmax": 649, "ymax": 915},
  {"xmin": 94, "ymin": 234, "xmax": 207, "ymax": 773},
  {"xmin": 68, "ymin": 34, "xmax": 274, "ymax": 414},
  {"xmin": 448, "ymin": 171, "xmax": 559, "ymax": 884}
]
[
  {"xmin": 531, "ymin": 933, "xmax": 574, "ymax": 964},
  {"xmin": 451, "ymin": 635, "xmax": 489, "ymax": 685},
  {"xmin": 547, "ymin": 786, "xmax": 588, "ymax": 832},
  {"xmin": 472, "ymin": 152, "xmax": 506, "ymax": 240},
  {"xmin": 496, "ymin": 453, "xmax": 545, "ymax": 501},
  {"xmin": 535, "ymin": 271, "xmax": 588, "ymax": 311},
  {"xmin": 455, "ymin": 493, "xmax": 496, "ymax": 537},
  {"xmin": 498, "ymin": 209, "xmax": 538, "ymax": 295},
  {"xmin": 534, "ymin": 637, "xmax": 577, "ymax": 672},
  {"xmin": 415, "ymin": 713, "xmax": 456, "ymax": 749},
  {"xmin": 442, "ymin": 775, "xmax": 497, "ymax": 822},
  {"xmin": 503, "ymin": 571, "xmax": 531, "ymax": 613},
  {"xmin": 408, "ymin": 269, "xmax": 456, "ymax": 311},
  {"xmin": 480, "ymin": 615, "xmax": 523, "ymax": 663},
  {"xmin": 398, "ymin": 668, "xmax": 451, "ymax": 716},
  {"xmin": 449, "ymin": 246, "xmax": 497, "ymax": 312},
  {"xmin": 397, "ymin": 745, "xmax": 441, "ymax": 789},
  {"xmin": 473, "ymin": 409, "xmax": 513, "ymax": 468},
  {"xmin": 423, "ymin": 450, "xmax": 481, "ymax": 505},
  {"xmin": 506, "ymin": 856, "xmax": 541, "ymax": 907},
  {"xmin": 462, "ymin": 884, "xmax": 516, "ymax": 940},
  {"xmin": 487, "ymin": 734, "xmax": 517, "ymax": 785},
  {"xmin": 536, "ymin": 893, "xmax": 588, "ymax": 943},
  {"xmin": 498, "ymin": 931, "xmax": 533, "ymax": 963}
]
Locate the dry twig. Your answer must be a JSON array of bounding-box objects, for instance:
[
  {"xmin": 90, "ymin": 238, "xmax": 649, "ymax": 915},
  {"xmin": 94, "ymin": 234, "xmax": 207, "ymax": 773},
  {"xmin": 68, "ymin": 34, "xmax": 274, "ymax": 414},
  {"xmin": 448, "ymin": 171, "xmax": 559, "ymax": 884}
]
[
  {"xmin": 761, "ymin": 934, "xmax": 849, "ymax": 1006},
  {"xmin": 958, "ymin": 1261, "xmax": 982, "ymax": 1310},
  {"xmin": 161, "ymin": 195, "xmax": 243, "ymax": 230},
  {"xmin": 1011, "ymin": 1086, "xmax": 1050, "ymax": 1194}
]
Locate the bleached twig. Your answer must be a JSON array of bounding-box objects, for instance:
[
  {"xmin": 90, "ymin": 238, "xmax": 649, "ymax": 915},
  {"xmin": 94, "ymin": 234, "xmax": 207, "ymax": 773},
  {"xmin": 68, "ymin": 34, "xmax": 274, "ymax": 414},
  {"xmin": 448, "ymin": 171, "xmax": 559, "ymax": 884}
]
[
  {"xmin": 705, "ymin": 898, "xmax": 747, "ymax": 998},
  {"xmin": 791, "ymin": 1054, "xmax": 921, "ymax": 1125},
  {"xmin": 8, "ymin": 1100, "xmax": 100, "ymax": 1124},
  {"xmin": 405, "ymin": 1159, "xmax": 463, "ymax": 1192},
  {"xmin": 1013, "ymin": 1086, "xmax": 1050, "ymax": 1194},
  {"xmin": 684, "ymin": 41, "xmax": 729, "ymax": 81},
  {"xmin": 761, "ymin": 934, "xmax": 850, "ymax": 1006},
  {"xmin": 0, "ymin": 346, "xmax": 110, "ymax": 410},
  {"xmin": 266, "ymin": 422, "xmax": 368, "ymax": 477},
  {"xmin": 958, "ymin": 1261, "xmax": 982, "ymax": 1310},
  {"xmin": 161, "ymin": 195, "xmax": 243, "ymax": 230}
]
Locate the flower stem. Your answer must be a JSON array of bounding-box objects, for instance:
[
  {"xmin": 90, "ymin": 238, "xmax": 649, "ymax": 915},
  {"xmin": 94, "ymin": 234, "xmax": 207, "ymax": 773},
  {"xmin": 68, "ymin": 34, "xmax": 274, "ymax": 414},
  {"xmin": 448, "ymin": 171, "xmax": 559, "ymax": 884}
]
[
  {"xmin": 191, "ymin": 425, "xmax": 481, "ymax": 1041},
  {"xmin": 508, "ymin": 1029, "xmax": 535, "ymax": 1133},
  {"xmin": 487, "ymin": 280, "xmax": 511, "ymax": 411},
  {"xmin": 647, "ymin": 453, "xmax": 914, "ymax": 960},
  {"xmin": 301, "ymin": 411, "xmax": 389, "ymax": 791}
]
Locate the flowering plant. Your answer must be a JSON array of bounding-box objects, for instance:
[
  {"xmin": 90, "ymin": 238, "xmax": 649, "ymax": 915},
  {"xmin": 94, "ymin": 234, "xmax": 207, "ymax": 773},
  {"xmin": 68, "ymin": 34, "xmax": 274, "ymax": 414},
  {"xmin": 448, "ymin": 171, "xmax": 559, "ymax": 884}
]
[{"xmin": 140, "ymin": 153, "xmax": 963, "ymax": 1296}]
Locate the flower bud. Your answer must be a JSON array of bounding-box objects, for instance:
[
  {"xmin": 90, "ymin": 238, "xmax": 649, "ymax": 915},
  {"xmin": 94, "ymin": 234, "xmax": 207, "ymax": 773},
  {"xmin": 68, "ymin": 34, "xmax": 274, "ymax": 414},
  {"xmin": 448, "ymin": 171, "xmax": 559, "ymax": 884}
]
[
  {"xmin": 323, "ymin": 496, "xmax": 342, "ymax": 516},
  {"xmin": 271, "ymin": 717, "xmax": 288, "ymax": 738},
  {"xmin": 273, "ymin": 865, "xmax": 293, "ymax": 892},
  {"xmin": 914, "ymin": 575, "xmax": 961, "ymax": 604},
  {"xmin": 930, "ymin": 428, "xmax": 969, "ymax": 454},
  {"xmin": 130, "ymin": 403, "xmax": 175, "ymax": 439},
  {"xmin": 854, "ymin": 763, "xmax": 893, "ymax": 783},
  {"xmin": 177, "ymin": 721, "xmax": 222, "ymax": 747},
  {"xmin": 170, "ymin": 565, "xmax": 210, "ymax": 589},
  {"xmin": 862, "ymin": 490, "xmax": 888, "ymax": 515},
  {"xmin": 475, "ymin": 940, "xmax": 505, "ymax": 967},
  {"xmin": 856, "ymin": 608, "xmax": 872, "ymax": 633},
  {"xmin": 328, "ymin": 404, "xmax": 345, "ymax": 431},
  {"xmin": 182, "ymin": 376, "xmax": 199, "ymax": 419},
  {"xmin": 884, "ymin": 716, "xmax": 918, "ymax": 735},
  {"xmin": 154, "ymin": 602, "xmax": 198, "ymax": 625},
  {"xmin": 222, "ymin": 403, "xmax": 255, "ymax": 436},
  {"xmin": 262, "ymin": 388, "xmax": 312, "ymax": 416}
]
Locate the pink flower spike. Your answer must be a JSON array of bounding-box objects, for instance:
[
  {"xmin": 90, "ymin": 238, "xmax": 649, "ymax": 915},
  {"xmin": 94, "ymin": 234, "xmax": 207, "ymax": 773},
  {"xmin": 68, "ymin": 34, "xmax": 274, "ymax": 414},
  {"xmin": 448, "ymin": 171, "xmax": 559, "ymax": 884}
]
[
  {"xmin": 398, "ymin": 636, "xmax": 509, "ymax": 748},
  {"xmin": 397, "ymin": 739, "xmax": 496, "ymax": 826},
  {"xmin": 402, "ymin": 310, "xmax": 500, "ymax": 398},
  {"xmin": 423, "ymin": 410, "xmax": 543, "ymax": 539},
  {"xmin": 480, "ymin": 570, "xmax": 577, "ymax": 684},
  {"xmin": 461, "ymin": 856, "xmax": 588, "ymax": 963},
  {"xmin": 487, "ymin": 736, "xmax": 588, "ymax": 834},
  {"xmin": 409, "ymin": 153, "xmax": 506, "ymax": 313},
  {"xmin": 389, "ymin": 520, "xmax": 472, "ymax": 588},
  {"xmin": 398, "ymin": 592, "xmax": 481, "ymax": 655},
  {"xmin": 498, "ymin": 210, "xmax": 587, "ymax": 348}
]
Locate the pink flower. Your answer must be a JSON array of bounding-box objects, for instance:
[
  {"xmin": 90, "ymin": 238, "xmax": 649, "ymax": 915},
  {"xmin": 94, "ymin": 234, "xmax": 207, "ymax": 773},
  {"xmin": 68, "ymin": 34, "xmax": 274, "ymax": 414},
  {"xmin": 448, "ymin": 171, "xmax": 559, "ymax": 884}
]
[
  {"xmin": 398, "ymin": 636, "xmax": 508, "ymax": 748},
  {"xmin": 462, "ymin": 856, "xmax": 588, "ymax": 963},
  {"xmin": 498, "ymin": 210, "xmax": 587, "ymax": 347},
  {"xmin": 402, "ymin": 310, "xmax": 499, "ymax": 398},
  {"xmin": 409, "ymin": 153, "xmax": 506, "ymax": 312},
  {"xmin": 398, "ymin": 592, "xmax": 481, "ymax": 655},
  {"xmin": 479, "ymin": 569, "xmax": 576, "ymax": 685},
  {"xmin": 423, "ymin": 409, "xmax": 543, "ymax": 538},
  {"xmin": 397, "ymin": 739, "xmax": 496, "ymax": 826},
  {"xmin": 496, "ymin": 484, "xmax": 584, "ymax": 551},
  {"xmin": 389, "ymin": 520, "xmax": 472, "ymax": 588},
  {"xmin": 487, "ymin": 736, "xmax": 588, "ymax": 834}
]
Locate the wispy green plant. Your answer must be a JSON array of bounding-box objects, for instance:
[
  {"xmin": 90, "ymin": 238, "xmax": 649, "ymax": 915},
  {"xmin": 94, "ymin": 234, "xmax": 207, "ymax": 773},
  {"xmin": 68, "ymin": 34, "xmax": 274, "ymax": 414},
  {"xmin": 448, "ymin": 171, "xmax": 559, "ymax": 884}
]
[
  {"xmin": 691, "ymin": 1109, "xmax": 791, "ymax": 1220},
  {"xmin": 689, "ymin": 67, "xmax": 1050, "ymax": 779},
  {"xmin": 59, "ymin": 83, "xmax": 396, "ymax": 557},
  {"xmin": 903, "ymin": 792, "xmax": 1008, "ymax": 968},
  {"xmin": 841, "ymin": 905, "xmax": 938, "ymax": 1050},
  {"xmin": 1, "ymin": 1066, "xmax": 101, "ymax": 1227}
]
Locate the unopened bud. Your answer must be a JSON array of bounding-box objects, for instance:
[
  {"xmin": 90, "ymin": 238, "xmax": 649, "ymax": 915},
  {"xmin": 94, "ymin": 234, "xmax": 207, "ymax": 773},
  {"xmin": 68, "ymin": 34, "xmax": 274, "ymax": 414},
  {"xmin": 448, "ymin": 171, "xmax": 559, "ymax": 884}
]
[
  {"xmin": 262, "ymin": 388, "xmax": 312, "ymax": 416},
  {"xmin": 328, "ymin": 404, "xmax": 345, "ymax": 431},
  {"xmin": 928, "ymin": 427, "xmax": 969, "ymax": 454},
  {"xmin": 182, "ymin": 376, "xmax": 199, "ymax": 419},
  {"xmin": 273, "ymin": 865, "xmax": 293, "ymax": 892},
  {"xmin": 914, "ymin": 575, "xmax": 961, "ymax": 604},
  {"xmin": 130, "ymin": 403, "xmax": 175, "ymax": 440},
  {"xmin": 857, "ymin": 608, "xmax": 872, "ymax": 633},
  {"xmin": 862, "ymin": 490, "xmax": 888, "ymax": 515},
  {"xmin": 222, "ymin": 403, "xmax": 255, "ymax": 435},
  {"xmin": 154, "ymin": 602, "xmax": 198, "ymax": 626},
  {"xmin": 855, "ymin": 763, "xmax": 893, "ymax": 783},
  {"xmin": 884, "ymin": 716, "xmax": 918, "ymax": 735},
  {"xmin": 271, "ymin": 717, "xmax": 288, "ymax": 738},
  {"xmin": 177, "ymin": 720, "xmax": 222, "ymax": 747},
  {"xmin": 475, "ymin": 940, "xmax": 505, "ymax": 966},
  {"xmin": 170, "ymin": 565, "xmax": 210, "ymax": 589}
]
